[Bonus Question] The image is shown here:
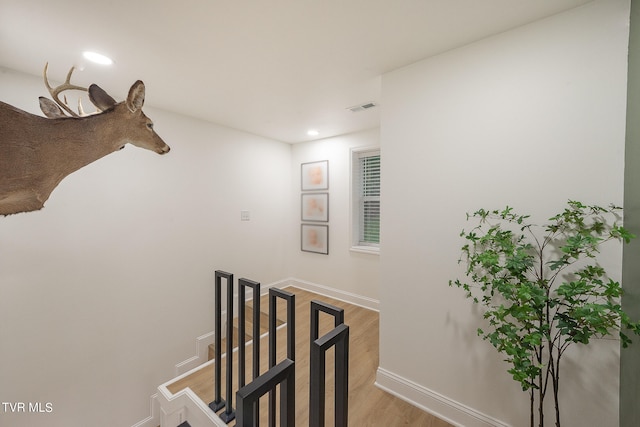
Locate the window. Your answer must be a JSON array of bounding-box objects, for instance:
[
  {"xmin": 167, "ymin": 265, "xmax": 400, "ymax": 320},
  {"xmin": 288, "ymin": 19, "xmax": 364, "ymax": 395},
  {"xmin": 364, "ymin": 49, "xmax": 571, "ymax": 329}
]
[{"xmin": 351, "ymin": 147, "xmax": 380, "ymax": 253}]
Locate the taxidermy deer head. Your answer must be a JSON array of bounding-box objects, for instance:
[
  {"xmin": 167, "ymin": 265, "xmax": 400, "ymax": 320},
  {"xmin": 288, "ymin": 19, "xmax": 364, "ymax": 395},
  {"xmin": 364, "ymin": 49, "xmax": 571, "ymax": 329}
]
[{"xmin": 0, "ymin": 64, "xmax": 170, "ymax": 216}]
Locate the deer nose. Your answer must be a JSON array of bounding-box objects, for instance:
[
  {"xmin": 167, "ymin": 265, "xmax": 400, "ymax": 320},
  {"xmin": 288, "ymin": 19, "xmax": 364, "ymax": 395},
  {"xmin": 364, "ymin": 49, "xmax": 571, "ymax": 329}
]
[{"xmin": 159, "ymin": 145, "xmax": 170, "ymax": 154}]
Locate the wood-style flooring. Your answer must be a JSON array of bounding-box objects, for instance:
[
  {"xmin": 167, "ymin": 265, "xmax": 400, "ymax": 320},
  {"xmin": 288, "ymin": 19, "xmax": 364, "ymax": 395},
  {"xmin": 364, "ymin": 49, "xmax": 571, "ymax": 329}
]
[{"xmin": 165, "ymin": 287, "xmax": 453, "ymax": 427}]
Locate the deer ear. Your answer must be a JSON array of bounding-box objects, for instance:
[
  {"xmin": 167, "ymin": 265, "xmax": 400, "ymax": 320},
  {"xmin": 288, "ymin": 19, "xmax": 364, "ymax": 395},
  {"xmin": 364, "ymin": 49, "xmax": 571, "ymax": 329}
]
[
  {"xmin": 39, "ymin": 97, "xmax": 67, "ymax": 118},
  {"xmin": 126, "ymin": 80, "xmax": 145, "ymax": 113},
  {"xmin": 88, "ymin": 84, "xmax": 117, "ymax": 111}
]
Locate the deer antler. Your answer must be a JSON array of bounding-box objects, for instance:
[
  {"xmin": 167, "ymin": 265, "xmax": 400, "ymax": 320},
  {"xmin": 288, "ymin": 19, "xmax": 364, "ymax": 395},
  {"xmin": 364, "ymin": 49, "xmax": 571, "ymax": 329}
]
[{"xmin": 43, "ymin": 63, "xmax": 88, "ymax": 118}]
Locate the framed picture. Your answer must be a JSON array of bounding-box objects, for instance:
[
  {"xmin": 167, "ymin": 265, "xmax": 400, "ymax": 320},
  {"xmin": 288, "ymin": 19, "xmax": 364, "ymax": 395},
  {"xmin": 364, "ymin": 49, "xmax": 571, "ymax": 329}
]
[
  {"xmin": 301, "ymin": 160, "xmax": 329, "ymax": 191},
  {"xmin": 301, "ymin": 193, "xmax": 329, "ymax": 222},
  {"xmin": 301, "ymin": 224, "xmax": 329, "ymax": 255}
]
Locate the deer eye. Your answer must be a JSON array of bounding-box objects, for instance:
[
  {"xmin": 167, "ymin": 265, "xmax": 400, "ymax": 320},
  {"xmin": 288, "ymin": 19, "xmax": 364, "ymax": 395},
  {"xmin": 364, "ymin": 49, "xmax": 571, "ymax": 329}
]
[{"xmin": 147, "ymin": 122, "xmax": 154, "ymax": 130}]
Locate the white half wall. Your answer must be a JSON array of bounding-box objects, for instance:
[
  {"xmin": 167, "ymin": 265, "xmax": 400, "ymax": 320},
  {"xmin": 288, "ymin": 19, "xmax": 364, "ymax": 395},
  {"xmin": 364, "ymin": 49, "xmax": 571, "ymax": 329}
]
[
  {"xmin": 0, "ymin": 67, "xmax": 293, "ymax": 427},
  {"xmin": 378, "ymin": 1, "xmax": 630, "ymax": 426}
]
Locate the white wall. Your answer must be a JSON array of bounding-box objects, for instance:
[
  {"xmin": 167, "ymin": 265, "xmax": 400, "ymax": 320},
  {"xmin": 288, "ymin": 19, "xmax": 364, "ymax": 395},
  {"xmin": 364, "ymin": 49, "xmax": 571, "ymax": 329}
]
[
  {"xmin": 378, "ymin": 1, "xmax": 630, "ymax": 426},
  {"xmin": 289, "ymin": 129, "xmax": 380, "ymax": 302},
  {"xmin": 0, "ymin": 67, "xmax": 293, "ymax": 426}
]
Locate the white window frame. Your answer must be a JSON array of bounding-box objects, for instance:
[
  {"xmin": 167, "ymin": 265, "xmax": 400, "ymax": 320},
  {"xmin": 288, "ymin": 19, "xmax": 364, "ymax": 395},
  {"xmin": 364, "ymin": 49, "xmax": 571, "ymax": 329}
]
[{"xmin": 350, "ymin": 146, "xmax": 380, "ymax": 255}]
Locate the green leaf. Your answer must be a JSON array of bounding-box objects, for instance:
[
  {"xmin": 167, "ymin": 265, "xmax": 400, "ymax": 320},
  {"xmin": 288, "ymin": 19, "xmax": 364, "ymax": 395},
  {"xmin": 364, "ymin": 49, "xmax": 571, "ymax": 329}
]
[{"xmin": 451, "ymin": 200, "xmax": 640, "ymax": 405}]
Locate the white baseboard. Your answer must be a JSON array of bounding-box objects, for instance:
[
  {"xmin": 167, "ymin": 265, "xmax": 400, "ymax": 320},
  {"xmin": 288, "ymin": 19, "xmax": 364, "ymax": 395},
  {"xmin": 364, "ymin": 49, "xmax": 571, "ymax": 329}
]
[
  {"xmin": 375, "ymin": 367, "xmax": 511, "ymax": 427},
  {"xmin": 285, "ymin": 277, "xmax": 380, "ymax": 311},
  {"xmin": 131, "ymin": 393, "xmax": 160, "ymax": 427},
  {"xmin": 174, "ymin": 331, "xmax": 215, "ymax": 376}
]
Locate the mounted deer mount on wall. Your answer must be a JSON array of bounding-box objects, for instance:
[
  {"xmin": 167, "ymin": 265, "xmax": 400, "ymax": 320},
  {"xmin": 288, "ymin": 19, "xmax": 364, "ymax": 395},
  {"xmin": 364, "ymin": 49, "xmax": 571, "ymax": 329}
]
[{"xmin": 0, "ymin": 64, "xmax": 170, "ymax": 216}]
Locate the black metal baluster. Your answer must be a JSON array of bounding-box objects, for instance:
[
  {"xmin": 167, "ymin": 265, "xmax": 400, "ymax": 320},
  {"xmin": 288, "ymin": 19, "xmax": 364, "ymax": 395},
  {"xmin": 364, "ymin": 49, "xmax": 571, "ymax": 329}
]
[
  {"xmin": 309, "ymin": 335, "xmax": 326, "ymax": 427},
  {"xmin": 209, "ymin": 270, "xmax": 231, "ymax": 413},
  {"xmin": 309, "ymin": 300, "xmax": 349, "ymax": 427},
  {"xmin": 238, "ymin": 278, "xmax": 261, "ymax": 425},
  {"xmin": 239, "ymin": 281, "xmax": 246, "ymax": 389},
  {"xmin": 268, "ymin": 288, "xmax": 295, "ymax": 427},
  {"xmin": 268, "ymin": 291, "xmax": 276, "ymax": 427},
  {"xmin": 220, "ymin": 273, "xmax": 236, "ymax": 423},
  {"xmin": 335, "ymin": 325, "xmax": 349, "ymax": 427}
]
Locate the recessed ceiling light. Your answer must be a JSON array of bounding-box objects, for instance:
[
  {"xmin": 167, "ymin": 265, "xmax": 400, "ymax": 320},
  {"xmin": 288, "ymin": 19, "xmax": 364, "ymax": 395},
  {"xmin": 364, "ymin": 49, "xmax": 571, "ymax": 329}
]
[
  {"xmin": 82, "ymin": 51, "xmax": 113, "ymax": 65},
  {"xmin": 307, "ymin": 130, "xmax": 319, "ymax": 137}
]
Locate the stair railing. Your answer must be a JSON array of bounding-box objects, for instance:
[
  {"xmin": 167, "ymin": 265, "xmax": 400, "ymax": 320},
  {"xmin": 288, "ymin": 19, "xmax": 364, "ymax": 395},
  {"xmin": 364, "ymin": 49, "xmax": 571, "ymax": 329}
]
[
  {"xmin": 209, "ymin": 270, "xmax": 236, "ymax": 422},
  {"xmin": 209, "ymin": 272, "xmax": 266, "ymax": 424},
  {"xmin": 309, "ymin": 300, "xmax": 350, "ymax": 427},
  {"xmin": 208, "ymin": 273, "xmax": 348, "ymax": 427},
  {"xmin": 236, "ymin": 358, "xmax": 296, "ymax": 427},
  {"xmin": 236, "ymin": 288, "xmax": 296, "ymax": 427}
]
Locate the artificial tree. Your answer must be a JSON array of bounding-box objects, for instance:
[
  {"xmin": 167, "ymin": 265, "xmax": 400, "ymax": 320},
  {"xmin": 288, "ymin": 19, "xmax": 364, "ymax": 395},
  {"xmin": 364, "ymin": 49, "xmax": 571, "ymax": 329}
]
[{"xmin": 450, "ymin": 201, "xmax": 640, "ymax": 427}]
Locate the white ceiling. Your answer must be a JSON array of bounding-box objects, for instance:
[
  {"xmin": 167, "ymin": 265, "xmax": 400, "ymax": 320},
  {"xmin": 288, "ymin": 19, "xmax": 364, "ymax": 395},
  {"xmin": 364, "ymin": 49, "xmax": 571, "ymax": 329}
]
[{"xmin": 0, "ymin": 0, "xmax": 592, "ymax": 143}]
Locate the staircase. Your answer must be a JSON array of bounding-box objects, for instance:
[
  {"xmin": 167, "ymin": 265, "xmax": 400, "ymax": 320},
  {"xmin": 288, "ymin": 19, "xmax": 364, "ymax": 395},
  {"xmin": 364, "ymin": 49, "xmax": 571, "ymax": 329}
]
[
  {"xmin": 207, "ymin": 302, "xmax": 283, "ymax": 362},
  {"xmin": 156, "ymin": 271, "xmax": 349, "ymax": 427}
]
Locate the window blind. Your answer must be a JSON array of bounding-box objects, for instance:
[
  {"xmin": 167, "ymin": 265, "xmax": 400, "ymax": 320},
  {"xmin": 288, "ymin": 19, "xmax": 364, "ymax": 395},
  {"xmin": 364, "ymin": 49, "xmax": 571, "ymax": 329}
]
[{"xmin": 354, "ymin": 150, "xmax": 380, "ymax": 247}]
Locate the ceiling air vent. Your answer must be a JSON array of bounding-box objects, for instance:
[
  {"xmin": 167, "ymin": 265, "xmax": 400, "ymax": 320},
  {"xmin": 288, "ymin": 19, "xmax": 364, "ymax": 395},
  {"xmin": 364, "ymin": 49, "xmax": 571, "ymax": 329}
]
[{"xmin": 347, "ymin": 102, "xmax": 378, "ymax": 113}]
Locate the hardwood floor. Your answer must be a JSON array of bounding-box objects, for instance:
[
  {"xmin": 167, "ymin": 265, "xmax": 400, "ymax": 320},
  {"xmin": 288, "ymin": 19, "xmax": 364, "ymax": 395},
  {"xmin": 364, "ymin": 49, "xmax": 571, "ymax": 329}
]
[{"xmin": 165, "ymin": 287, "xmax": 453, "ymax": 427}]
